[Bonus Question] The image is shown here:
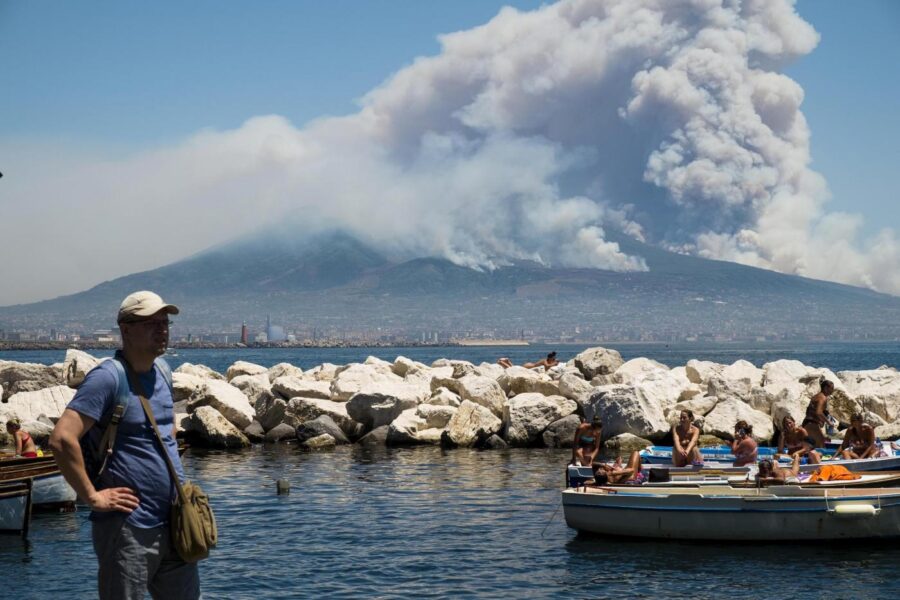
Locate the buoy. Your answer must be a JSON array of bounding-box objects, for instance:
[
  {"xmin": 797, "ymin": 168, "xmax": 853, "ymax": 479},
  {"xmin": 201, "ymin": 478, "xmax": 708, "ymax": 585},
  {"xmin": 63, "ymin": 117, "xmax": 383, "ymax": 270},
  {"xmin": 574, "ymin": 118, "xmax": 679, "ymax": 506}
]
[
  {"xmin": 276, "ymin": 479, "xmax": 290, "ymax": 495},
  {"xmin": 831, "ymin": 504, "xmax": 878, "ymax": 517}
]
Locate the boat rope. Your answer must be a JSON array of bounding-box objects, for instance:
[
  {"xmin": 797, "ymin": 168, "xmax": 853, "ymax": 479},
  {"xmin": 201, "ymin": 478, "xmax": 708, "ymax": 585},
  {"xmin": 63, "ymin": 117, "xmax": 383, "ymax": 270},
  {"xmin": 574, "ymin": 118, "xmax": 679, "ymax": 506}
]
[{"xmin": 541, "ymin": 498, "xmax": 563, "ymax": 538}]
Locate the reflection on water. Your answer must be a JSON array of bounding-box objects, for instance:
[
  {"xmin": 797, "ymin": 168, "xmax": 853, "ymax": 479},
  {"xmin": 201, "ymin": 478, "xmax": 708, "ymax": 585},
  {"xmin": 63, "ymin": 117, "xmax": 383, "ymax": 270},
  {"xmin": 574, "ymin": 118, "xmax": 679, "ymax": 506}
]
[{"xmin": 3, "ymin": 445, "xmax": 900, "ymax": 599}]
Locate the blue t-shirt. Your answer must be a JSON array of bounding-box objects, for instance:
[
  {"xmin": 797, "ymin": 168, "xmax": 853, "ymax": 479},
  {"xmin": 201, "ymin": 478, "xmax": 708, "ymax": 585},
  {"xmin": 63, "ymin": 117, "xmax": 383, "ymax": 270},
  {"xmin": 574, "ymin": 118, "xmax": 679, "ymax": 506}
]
[{"xmin": 68, "ymin": 357, "xmax": 186, "ymax": 529}]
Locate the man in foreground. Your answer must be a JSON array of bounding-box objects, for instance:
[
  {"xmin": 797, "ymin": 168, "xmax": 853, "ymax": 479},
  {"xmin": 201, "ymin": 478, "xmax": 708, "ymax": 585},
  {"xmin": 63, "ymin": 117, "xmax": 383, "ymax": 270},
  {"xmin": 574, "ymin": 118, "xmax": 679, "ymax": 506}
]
[{"xmin": 50, "ymin": 291, "xmax": 200, "ymax": 600}]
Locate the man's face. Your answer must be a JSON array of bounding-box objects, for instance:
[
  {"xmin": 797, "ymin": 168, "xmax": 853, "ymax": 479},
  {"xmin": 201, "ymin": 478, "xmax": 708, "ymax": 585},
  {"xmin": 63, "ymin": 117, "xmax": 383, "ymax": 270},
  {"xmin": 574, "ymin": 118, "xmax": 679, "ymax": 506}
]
[{"xmin": 121, "ymin": 312, "xmax": 170, "ymax": 356}]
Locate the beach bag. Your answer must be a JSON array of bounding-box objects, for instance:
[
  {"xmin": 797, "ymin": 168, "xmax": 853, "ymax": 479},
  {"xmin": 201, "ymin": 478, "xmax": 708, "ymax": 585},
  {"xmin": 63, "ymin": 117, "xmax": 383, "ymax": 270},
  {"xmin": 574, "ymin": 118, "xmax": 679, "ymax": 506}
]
[{"xmin": 128, "ymin": 362, "xmax": 217, "ymax": 563}]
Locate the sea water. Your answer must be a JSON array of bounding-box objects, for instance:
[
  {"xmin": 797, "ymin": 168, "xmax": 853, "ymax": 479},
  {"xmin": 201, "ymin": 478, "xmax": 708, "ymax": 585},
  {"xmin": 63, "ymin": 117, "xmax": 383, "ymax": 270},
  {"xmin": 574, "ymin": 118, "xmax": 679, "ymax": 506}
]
[{"xmin": 2, "ymin": 343, "xmax": 900, "ymax": 598}]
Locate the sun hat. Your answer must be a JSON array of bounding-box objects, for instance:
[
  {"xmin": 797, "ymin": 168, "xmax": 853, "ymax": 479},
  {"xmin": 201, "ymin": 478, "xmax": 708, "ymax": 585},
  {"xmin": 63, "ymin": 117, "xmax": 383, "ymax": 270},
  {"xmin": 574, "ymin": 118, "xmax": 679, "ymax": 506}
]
[{"xmin": 117, "ymin": 291, "xmax": 180, "ymax": 323}]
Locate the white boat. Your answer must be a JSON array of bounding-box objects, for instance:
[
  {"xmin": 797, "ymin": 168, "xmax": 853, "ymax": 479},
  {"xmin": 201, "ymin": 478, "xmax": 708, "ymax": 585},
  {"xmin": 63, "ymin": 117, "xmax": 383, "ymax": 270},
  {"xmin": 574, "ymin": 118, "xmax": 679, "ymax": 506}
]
[
  {"xmin": 563, "ymin": 484, "xmax": 900, "ymax": 540},
  {"xmin": 1, "ymin": 462, "xmax": 77, "ymax": 511},
  {"xmin": 0, "ymin": 481, "xmax": 32, "ymax": 536},
  {"xmin": 640, "ymin": 445, "xmax": 900, "ymax": 473}
]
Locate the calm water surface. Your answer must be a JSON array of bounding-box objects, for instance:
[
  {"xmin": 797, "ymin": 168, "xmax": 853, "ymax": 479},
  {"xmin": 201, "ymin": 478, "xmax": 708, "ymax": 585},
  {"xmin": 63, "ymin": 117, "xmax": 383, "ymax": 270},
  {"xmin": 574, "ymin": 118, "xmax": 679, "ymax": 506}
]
[
  {"xmin": 3, "ymin": 343, "xmax": 900, "ymax": 598},
  {"xmin": 3, "ymin": 446, "xmax": 900, "ymax": 599}
]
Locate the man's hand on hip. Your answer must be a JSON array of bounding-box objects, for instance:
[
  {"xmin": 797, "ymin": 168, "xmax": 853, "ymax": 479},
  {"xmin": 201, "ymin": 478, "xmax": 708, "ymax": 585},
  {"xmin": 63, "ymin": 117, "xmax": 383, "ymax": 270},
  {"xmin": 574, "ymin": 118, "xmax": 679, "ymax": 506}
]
[{"xmin": 89, "ymin": 487, "xmax": 140, "ymax": 513}]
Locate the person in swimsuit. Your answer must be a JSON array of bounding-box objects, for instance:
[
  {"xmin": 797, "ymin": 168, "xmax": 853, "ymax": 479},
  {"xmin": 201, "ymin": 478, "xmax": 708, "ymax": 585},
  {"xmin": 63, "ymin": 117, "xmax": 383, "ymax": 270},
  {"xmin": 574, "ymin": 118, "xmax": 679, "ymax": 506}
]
[
  {"xmin": 6, "ymin": 417, "xmax": 39, "ymax": 458},
  {"xmin": 571, "ymin": 415, "xmax": 602, "ymax": 467},
  {"xmin": 756, "ymin": 454, "xmax": 803, "ymax": 486},
  {"xmin": 833, "ymin": 414, "xmax": 878, "ymax": 459},
  {"xmin": 776, "ymin": 415, "xmax": 821, "ymax": 464},
  {"xmin": 593, "ymin": 451, "xmax": 645, "ymax": 485},
  {"xmin": 802, "ymin": 379, "xmax": 834, "ymax": 448},
  {"xmin": 497, "ymin": 351, "xmax": 559, "ymax": 371},
  {"xmin": 731, "ymin": 420, "xmax": 758, "ymax": 467},
  {"xmin": 671, "ymin": 409, "xmax": 702, "ymax": 467}
]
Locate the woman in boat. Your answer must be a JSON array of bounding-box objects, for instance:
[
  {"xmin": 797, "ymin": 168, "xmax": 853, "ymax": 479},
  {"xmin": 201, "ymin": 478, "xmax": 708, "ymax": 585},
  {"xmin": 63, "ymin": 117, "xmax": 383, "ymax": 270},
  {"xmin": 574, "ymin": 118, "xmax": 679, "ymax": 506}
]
[
  {"xmin": 802, "ymin": 379, "xmax": 834, "ymax": 448},
  {"xmin": 776, "ymin": 415, "xmax": 821, "ymax": 464},
  {"xmin": 756, "ymin": 454, "xmax": 802, "ymax": 485},
  {"xmin": 730, "ymin": 420, "xmax": 758, "ymax": 467},
  {"xmin": 5, "ymin": 418, "xmax": 38, "ymax": 458},
  {"xmin": 671, "ymin": 409, "xmax": 702, "ymax": 467},
  {"xmin": 571, "ymin": 415, "xmax": 602, "ymax": 467},
  {"xmin": 593, "ymin": 451, "xmax": 645, "ymax": 485},
  {"xmin": 832, "ymin": 413, "xmax": 878, "ymax": 459}
]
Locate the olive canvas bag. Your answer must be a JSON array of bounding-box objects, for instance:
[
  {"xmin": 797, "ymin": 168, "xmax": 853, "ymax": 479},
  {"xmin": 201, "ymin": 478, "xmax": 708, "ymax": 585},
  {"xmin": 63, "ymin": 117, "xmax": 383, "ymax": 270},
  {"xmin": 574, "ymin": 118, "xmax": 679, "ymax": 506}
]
[{"xmin": 126, "ymin": 365, "xmax": 217, "ymax": 563}]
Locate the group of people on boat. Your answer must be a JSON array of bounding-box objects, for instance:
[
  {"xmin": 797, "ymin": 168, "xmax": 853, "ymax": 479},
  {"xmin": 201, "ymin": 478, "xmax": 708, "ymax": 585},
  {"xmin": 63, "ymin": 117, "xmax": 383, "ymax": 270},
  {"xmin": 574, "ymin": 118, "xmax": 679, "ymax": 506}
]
[{"xmin": 569, "ymin": 377, "xmax": 891, "ymax": 486}]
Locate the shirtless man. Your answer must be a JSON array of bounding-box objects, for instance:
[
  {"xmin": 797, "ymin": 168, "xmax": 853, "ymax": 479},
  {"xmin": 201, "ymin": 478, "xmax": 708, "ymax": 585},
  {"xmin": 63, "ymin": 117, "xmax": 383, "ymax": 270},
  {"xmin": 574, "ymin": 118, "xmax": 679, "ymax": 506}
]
[
  {"xmin": 802, "ymin": 379, "xmax": 834, "ymax": 448},
  {"xmin": 833, "ymin": 414, "xmax": 878, "ymax": 459},
  {"xmin": 776, "ymin": 415, "xmax": 821, "ymax": 464},
  {"xmin": 671, "ymin": 410, "xmax": 701, "ymax": 467}
]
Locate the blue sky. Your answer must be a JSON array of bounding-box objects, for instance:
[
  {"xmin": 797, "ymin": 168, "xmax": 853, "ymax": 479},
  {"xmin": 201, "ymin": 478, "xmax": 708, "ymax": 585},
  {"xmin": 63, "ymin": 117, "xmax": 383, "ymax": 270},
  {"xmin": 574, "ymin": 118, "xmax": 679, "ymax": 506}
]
[{"xmin": 0, "ymin": 0, "xmax": 898, "ymax": 305}]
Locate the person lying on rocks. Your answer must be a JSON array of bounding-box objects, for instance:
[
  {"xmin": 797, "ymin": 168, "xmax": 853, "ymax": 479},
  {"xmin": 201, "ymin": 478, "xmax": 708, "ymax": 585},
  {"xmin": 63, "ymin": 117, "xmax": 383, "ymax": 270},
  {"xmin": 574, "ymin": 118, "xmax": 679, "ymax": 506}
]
[
  {"xmin": 756, "ymin": 454, "xmax": 803, "ymax": 485},
  {"xmin": 593, "ymin": 451, "xmax": 645, "ymax": 485},
  {"xmin": 731, "ymin": 420, "xmax": 758, "ymax": 467},
  {"xmin": 832, "ymin": 414, "xmax": 878, "ymax": 460},
  {"xmin": 571, "ymin": 416, "xmax": 602, "ymax": 467},
  {"xmin": 671, "ymin": 409, "xmax": 702, "ymax": 467},
  {"xmin": 497, "ymin": 351, "xmax": 559, "ymax": 371},
  {"xmin": 775, "ymin": 415, "xmax": 821, "ymax": 464}
]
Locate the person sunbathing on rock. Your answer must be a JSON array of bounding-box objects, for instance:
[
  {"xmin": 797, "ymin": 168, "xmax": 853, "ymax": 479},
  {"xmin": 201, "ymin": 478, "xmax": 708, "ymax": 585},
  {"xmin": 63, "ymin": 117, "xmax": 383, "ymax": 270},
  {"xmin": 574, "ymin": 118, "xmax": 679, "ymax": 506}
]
[
  {"xmin": 832, "ymin": 414, "xmax": 878, "ymax": 460},
  {"xmin": 756, "ymin": 454, "xmax": 803, "ymax": 485},
  {"xmin": 497, "ymin": 351, "xmax": 559, "ymax": 371},
  {"xmin": 593, "ymin": 451, "xmax": 645, "ymax": 485},
  {"xmin": 731, "ymin": 420, "xmax": 758, "ymax": 467},
  {"xmin": 671, "ymin": 410, "xmax": 702, "ymax": 467},
  {"xmin": 776, "ymin": 415, "xmax": 821, "ymax": 464}
]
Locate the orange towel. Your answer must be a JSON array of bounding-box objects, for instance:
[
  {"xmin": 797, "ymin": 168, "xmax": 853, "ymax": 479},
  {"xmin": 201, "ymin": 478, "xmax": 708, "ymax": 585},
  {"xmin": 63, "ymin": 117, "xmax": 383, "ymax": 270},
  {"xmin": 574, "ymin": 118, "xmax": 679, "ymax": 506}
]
[{"xmin": 808, "ymin": 465, "xmax": 861, "ymax": 482}]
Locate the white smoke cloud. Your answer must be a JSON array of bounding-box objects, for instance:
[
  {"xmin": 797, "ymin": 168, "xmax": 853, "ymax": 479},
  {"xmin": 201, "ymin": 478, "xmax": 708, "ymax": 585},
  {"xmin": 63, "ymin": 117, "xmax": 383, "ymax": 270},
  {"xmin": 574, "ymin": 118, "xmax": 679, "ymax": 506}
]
[{"xmin": 2, "ymin": 0, "xmax": 899, "ymax": 306}]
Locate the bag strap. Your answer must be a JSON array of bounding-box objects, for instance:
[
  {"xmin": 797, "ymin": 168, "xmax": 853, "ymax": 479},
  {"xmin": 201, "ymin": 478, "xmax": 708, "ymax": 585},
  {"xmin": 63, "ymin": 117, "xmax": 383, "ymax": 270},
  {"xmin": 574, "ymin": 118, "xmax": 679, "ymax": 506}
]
[
  {"xmin": 122, "ymin": 361, "xmax": 188, "ymax": 506},
  {"xmin": 90, "ymin": 358, "xmax": 131, "ymax": 480}
]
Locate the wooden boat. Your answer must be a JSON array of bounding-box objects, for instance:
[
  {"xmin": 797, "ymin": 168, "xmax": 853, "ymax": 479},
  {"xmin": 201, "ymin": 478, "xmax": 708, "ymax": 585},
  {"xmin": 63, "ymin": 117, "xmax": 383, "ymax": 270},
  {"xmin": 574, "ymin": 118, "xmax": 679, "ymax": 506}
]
[
  {"xmin": 0, "ymin": 454, "xmax": 56, "ymax": 469},
  {"xmin": 0, "ymin": 462, "xmax": 76, "ymax": 511},
  {"xmin": 0, "ymin": 481, "xmax": 32, "ymax": 537},
  {"xmin": 563, "ymin": 484, "xmax": 900, "ymax": 540}
]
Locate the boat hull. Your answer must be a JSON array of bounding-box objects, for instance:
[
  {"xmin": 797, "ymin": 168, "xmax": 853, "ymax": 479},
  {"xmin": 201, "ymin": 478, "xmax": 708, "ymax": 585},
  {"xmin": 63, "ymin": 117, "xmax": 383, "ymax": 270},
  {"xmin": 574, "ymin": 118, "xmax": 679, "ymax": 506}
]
[
  {"xmin": 563, "ymin": 487, "xmax": 900, "ymax": 540},
  {"xmin": 0, "ymin": 482, "xmax": 31, "ymax": 535}
]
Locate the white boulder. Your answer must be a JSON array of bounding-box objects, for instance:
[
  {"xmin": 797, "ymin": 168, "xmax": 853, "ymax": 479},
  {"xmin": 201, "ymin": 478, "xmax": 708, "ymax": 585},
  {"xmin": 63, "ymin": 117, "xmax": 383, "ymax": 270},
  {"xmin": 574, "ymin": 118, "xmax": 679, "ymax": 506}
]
[
  {"xmin": 267, "ymin": 362, "xmax": 304, "ymax": 382},
  {"xmin": 456, "ymin": 375, "xmax": 506, "ymax": 418},
  {"xmin": 586, "ymin": 385, "xmax": 669, "ymax": 441},
  {"xmin": 0, "ymin": 385, "xmax": 75, "ymax": 422},
  {"xmin": 346, "ymin": 393, "xmax": 418, "ymax": 430},
  {"xmin": 285, "ymin": 397, "xmax": 361, "ymax": 438},
  {"xmin": 0, "ymin": 360, "xmax": 62, "ymax": 401},
  {"xmin": 186, "ymin": 379, "xmax": 255, "ymax": 429},
  {"xmin": 189, "ymin": 406, "xmax": 250, "ymax": 448},
  {"xmin": 63, "ymin": 349, "xmax": 101, "ymax": 388},
  {"xmin": 573, "ymin": 347, "xmax": 624, "ymax": 379},
  {"xmin": 272, "ymin": 376, "xmax": 331, "ymax": 401},
  {"xmin": 426, "ymin": 387, "xmax": 461, "ymax": 407},
  {"xmin": 702, "ymin": 399, "xmax": 774, "ymax": 443},
  {"xmin": 225, "ymin": 361, "xmax": 268, "ymax": 382},
  {"xmin": 443, "ymin": 400, "xmax": 502, "ymax": 447},
  {"xmin": 839, "ymin": 369, "xmax": 900, "ymax": 423},
  {"xmin": 175, "ymin": 363, "xmax": 225, "ymax": 380},
  {"xmin": 503, "ymin": 393, "xmax": 578, "ymax": 446}
]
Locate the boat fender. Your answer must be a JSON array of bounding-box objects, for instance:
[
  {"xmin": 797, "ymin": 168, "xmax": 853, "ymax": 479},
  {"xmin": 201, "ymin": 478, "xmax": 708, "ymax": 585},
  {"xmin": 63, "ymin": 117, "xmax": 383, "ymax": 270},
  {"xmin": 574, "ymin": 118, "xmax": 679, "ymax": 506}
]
[
  {"xmin": 276, "ymin": 479, "xmax": 290, "ymax": 495},
  {"xmin": 830, "ymin": 504, "xmax": 879, "ymax": 517}
]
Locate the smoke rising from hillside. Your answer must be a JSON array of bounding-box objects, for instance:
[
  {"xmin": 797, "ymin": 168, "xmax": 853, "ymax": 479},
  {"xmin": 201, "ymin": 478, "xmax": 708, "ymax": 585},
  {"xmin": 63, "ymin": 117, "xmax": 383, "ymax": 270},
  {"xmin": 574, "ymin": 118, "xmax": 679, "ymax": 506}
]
[{"xmin": 3, "ymin": 0, "xmax": 900, "ymax": 305}]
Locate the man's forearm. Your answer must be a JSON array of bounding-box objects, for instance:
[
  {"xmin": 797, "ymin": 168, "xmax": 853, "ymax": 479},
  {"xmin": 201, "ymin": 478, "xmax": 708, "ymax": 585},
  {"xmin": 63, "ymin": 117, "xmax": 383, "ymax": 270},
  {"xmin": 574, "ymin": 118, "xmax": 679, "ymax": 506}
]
[{"xmin": 52, "ymin": 434, "xmax": 98, "ymax": 504}]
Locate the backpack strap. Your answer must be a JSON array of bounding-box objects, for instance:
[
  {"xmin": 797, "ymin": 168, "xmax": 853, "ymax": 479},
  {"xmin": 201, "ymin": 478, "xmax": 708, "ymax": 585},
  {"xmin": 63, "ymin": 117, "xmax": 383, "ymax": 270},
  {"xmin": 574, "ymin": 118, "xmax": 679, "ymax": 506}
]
[
  {"xmin": 89, "ymin": 358, "xmax": 131, "ymax": 481},
  {"xmin": 154, "ymin": 357, "xmax": 173, "ymax": 393}
]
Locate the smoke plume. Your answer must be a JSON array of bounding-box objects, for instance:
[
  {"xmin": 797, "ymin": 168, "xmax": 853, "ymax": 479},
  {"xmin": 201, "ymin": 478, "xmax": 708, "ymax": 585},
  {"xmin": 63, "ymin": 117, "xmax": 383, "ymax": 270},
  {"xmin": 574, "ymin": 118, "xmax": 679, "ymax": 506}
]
[{"xmin": 3, "ymin": 0, "xmax": 899, "ymax": 305}]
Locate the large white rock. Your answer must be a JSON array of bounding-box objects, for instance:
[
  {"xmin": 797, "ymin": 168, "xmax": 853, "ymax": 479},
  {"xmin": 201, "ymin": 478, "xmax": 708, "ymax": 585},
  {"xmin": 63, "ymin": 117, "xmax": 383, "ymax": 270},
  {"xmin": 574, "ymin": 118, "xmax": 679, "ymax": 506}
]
[
  {"xmin": 0, "ymin": 361, "xmax": 62, "ymax": 401},
  {"xmin": 497, "ymin": 367, "xmax": 561, "ymax": 397},
  {"xmin": 175, "ymin": 363, "xmax": 225, "ymax": 380},
  {"xmin": 271, "ymin": 376, "xmax": 331, "ymax": 401},
  {"xmin": 230, "ymin": 373, "xmax": 274, "ymax": 407},
  {"xmin": 303, "ymin": 363, "xmax": 340, "ymax": 382},
  {"xmin": 666, "ymin": 396, "xmax": 719, "ymax": 425},
  {"xmin": 391, "ymin": 356, "xmax": 429, "ymax": 378},
  {"xmin": 425, "ymin": 387, "xmax": 461, "ymax": 407},
  {"xmin": 573, "ymin": 347, "xmax": 624, "ymax": 379},
  {"xmin": 473, "ymin": 363, "xmax": 505, "ymax": 380},
  {"xmin": 63, "ymin": 349, "xmax": 101, "ymax": 388},
  {"xmin": 416, "ymin": 404, "xmax": 457, "ymax": 429},
  {"xmin": 225, "ymin": 361, "xmax": 268, "ymax": 382},
  {"xmin": 0, "ymin": 385, "xmax": 75, "ymax": 423},
  {"xmin": 284, "ymin": 397, "xmax": 361, "ymax": 438},
  {"xmin": 722, "ymin": 360, "xmax": 764, "ymax": 385},
  {"xmin": 586, "ymin": 385, "xmax": 669, "ymax": 441},
  {"xmin": 443, "ymin": 400, "xmax": 502, "ymax": 447},
  {"xmin": 267, "ymin": 362, "xmax": 304, "ymax": 382},
  {"xmin": 503, "ymin": 393, "xmax": 578, "ymax": 446},
  {"xmin": 702, "ymin": 399, "xmax": 774, "ymax": 443},
  {"xmin": 330, "ymin": 364, "xmax": 426, "ymax": 403},
  {"xmin": 172, "ymin": 373, "xmax": 207, "ymax": 403},
  {"xmin": 839, "ymin": 369, "xmax": 900, "ymax": 423},
  {"xmin": 253, "ymin": 396, "xmax": 288, "ymax": 432},
  {"xmin": 875, "ymin": 423, "xmax": 900, "ymax": 441},
  {"xmin": 542, "ymin": 414, "xmax": 582, "ymax": 448},
  {"xmin": 613, "ymin": 358, "xmax": 669, "ymax": 384},
  {"xmin": 630, "ymin": 368, "xmax": 692, "ymax": 412},
  {"xmin": 558, "ymin": 373, "xmax": 595, "ymax": 408},
  {"xmin": 345, "ymin": 393, "xmax": 418, "ymax": 430},
  {"xmin": 189, "ymin": 406, "xmax": 250, "ymax": 448},
  {"xmin": 685, "ymin": 360, "xmax": 726, "ymax": 384},
  {"xmin": 186, "ymin": 379, "xmax": 255, "ymax": 429},
  {"xmin": 386, "ymin": 408, "xmax": 444, "ymax": 445},
  {"xmin": 456, "ymin": 375, "xmax": 506, "ymax": 418}
]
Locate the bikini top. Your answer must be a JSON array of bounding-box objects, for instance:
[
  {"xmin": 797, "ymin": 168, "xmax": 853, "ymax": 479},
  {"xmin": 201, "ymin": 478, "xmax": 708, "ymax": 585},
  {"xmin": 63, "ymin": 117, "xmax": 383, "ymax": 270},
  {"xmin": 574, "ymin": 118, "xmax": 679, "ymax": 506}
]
[{"xmin": 579, "ymin": 435, "xmax": 595, "ymax": 445}]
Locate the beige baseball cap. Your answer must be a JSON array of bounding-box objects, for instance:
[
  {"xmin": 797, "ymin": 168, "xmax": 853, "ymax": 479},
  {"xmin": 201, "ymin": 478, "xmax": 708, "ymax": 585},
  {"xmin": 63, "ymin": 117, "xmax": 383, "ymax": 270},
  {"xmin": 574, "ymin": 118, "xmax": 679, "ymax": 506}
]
[{"xmin": 117, "ymin": 291, "xmax": 180, "ymax": 323}]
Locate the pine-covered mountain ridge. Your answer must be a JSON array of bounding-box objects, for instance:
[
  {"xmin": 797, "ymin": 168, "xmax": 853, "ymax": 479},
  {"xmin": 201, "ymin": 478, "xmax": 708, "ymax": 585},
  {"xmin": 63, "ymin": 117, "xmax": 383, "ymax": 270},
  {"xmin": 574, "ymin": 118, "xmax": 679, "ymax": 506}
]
[{"xmin": 3, "ymin": 230, "xmax": 900, "ymax": 340}]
